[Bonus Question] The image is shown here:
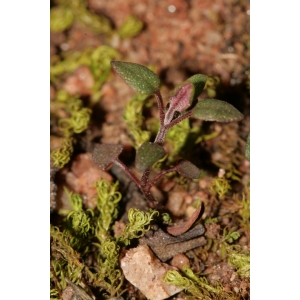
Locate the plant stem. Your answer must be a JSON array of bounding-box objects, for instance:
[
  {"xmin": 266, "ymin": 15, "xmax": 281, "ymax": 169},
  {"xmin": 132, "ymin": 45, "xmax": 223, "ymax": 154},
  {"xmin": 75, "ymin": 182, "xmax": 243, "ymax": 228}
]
[
  {"xmin": 154, "ymin": 91, "xmax": 165, "ymax": 126},
  {"xmin": 154, "ymin": 91, "xmax": 168, "ymax": 145},
  {"xmin": 155, "ymin": 110, "xmax": 192, "ymax": 145},
  {"xmin": 114, "ymin": 159, "xmax": 141, "ymax": 187},
  {"xmin": 140, "ymin": 168, "xmax": 151, "ymax": 188},
  {"xmin": 114, "ymin": 161, "xmax": 160, "ymax": 208},
  {"xmin": 149, "ymin": 166, "xmax": 178, "ymax": 187},
  {"xmin": 154, "ymin": 126, "xmax": 168, "ymax": 145},
  {"xmin": 165, "ymin": 110, "xmax": 192, "ymax": 129}
]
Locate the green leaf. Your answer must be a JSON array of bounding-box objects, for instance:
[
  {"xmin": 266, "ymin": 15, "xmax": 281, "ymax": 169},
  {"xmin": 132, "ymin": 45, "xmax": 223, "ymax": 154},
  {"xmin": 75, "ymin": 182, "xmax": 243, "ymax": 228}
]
[
  {"xmin": 111, "ymin": 61, "xmax": 160, "ymax": 94},
  {"xmin": 186, "ymin": 74, "xmax": 207, "ymax": 100},
  {"xmin": 245, "ymin": 133, "xmax": 250, "ymax": 160},
  {"xmin": 191, "ymin": 99, "xmax": 243, "ymax": 122},
  {"xmin": 92, "ymin": 144, "xmax": 123, "ymax": 170},
  {"xmin": 135, "ymin": 142, "xmax": 165, "ymax": 172},
  {"xmin": 176, "ymin": 160, "xmax": 200, "ymax": 179}
]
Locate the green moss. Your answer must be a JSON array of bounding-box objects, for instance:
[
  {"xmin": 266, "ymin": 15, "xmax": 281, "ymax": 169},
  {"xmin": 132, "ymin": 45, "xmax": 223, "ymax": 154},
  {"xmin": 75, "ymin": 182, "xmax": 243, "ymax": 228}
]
[
  {"xmin": 94, "ymin": 179, "xmax": 122, "ymax": 243},
  {"xmin": 51, "ymin": 179, "xmax": 123, "ymax": 298},
  {"xmin": 204, "ymin": 75, "xmax": 220, "ymax": 98},
  {"xmin": 162, "ymin": 212, "xmax": 172, "ymax": 224},
  {"xmin": 65, "ymin": 189, "xmax": 94, "ymax": 237},
  {"xmin": 204, "ymin": 217, "xmax": 218, "ymax": 224},
  {"xmin": 50, "ymin": 225, "xmax": 94, "ymax": 292},
  {"xmin": 165, "ymin": 118, "xmax": 190, "ymax": 162},
  {"xmin": 210, "ymin": 177, "xmax": 232, "ymax": 198},
  {"xmin": 50, "ymin": 46, "xmax": 120, "ymax": 89},
  {"xmin": 123, "ymin": 94, "xmax": 151, "ymax": 149},
  {"xmin": 217, "ymin": 226, "xmax": 249, "ymax": 278},
  {"xmin": 50, "ymin": 0, "xmax": 111, "ymax": 34},
  {"xmin": 51, "ymin": 137, "xmax": 73, "ymax": 168},
  {"xmin": 117, "ymin": 208, "xmax": 159, "ymax": 246},
  {"xmin": 164, "ymin": 266, "xmax": 238, "ymax": 300},
  {"xmin": 50, "ymin": 6, "xmax": 74, "ymax": 32},
  {"xmin": 51, "ymin": 179, "xmax": 162, "ymax": 298},
  {"xmin": 235, "ymin": 189, "xmax": 250, "ymax": 232},
  {"xmin": 89, "ymin": 46, "xmax": 120, "ymax": 102},
  {"xmin": 117, "ymin": 16, "xmax": 144, "ymax": 39},
  {"xmin": 222, "ymin": 245, "xmax": 250, "ymax": 278},
  {"xmin": 51, "ymin": 98, "xmax": 92, "ymax": 168}
]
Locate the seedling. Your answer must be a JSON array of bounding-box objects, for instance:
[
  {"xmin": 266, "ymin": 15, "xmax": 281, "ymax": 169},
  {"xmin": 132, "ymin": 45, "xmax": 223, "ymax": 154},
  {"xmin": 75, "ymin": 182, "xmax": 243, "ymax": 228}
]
[{"xmin": 92, "ymin": 61, "xmax": 243, "ymax": 208}]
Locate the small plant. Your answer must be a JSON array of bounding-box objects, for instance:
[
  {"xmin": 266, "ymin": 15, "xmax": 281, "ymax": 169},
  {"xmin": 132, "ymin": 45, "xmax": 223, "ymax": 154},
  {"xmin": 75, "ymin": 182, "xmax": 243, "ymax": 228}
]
[{"xmin": 92, "ymin": 61, "xmax": 244, "ymax": 208}]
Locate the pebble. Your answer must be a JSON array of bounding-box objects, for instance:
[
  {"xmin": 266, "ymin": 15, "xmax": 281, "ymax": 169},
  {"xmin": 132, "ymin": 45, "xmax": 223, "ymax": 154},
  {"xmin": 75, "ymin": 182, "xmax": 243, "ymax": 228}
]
[
  {"xmin": 120, "ymin": 245, "xmax": 182, "ymax": 300},
  {"xmin": 170, "ymin": 254, "xmax": 190, "ymax": 270}
]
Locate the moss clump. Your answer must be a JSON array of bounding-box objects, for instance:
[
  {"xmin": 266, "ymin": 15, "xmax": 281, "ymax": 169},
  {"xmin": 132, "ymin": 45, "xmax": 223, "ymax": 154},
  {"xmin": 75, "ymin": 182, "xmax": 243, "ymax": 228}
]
[
  {"xmin": 164, "ymin": 265, "xmax": 238, "ymax": 300},
  {"xmin": 123, "ymin": 94, "xmax": 151, "ymax": 149},
  {"xmin": 210, "ymin": 177, "xmax": 232, "ymax": 199},
  {"xmin": 50, "ymin": 98, "xmax": 92, "ymax": 168},
  {"xmin": 220, "ymin": 244, "xmax": 250, "ymax": 278},
  {"xmin": 234, "ymin": 187, "xmax": 250, "ymax": 232},
  {"xmin": 117, "ymin": 209, "xmax": 159, "ymax": 245},
  {"xmin": 50, "ymin": 137, "xmax": 74, "ymax": 169},
  {"xmin": 117, "ymin": 16, "xmax": 144, "ymax": 39},
  {"xmin": 204, "ymin": 75, "xmax": 221, "ymax": 98},
  {"xmin": 50, "ymin": 0, "xmax": 111, "ymax": 34},
  {"xmin": 50, "ymin": 178, "xmax": 163, "ymax": 298}
]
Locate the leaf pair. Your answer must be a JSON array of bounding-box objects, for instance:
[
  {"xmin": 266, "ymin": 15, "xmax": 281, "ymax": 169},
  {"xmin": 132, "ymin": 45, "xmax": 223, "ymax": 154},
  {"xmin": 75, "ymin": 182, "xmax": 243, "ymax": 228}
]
[
  {"xmin": 111, "ymin": 61, "xmax": 243, "ymax": 123},
  {"xmin": 93, "ymin": 141, "xmax": 201, "ymax": 179},
  {"xmin": 92, "ymin": 142, "xmax": 162, "ymax": 172}
]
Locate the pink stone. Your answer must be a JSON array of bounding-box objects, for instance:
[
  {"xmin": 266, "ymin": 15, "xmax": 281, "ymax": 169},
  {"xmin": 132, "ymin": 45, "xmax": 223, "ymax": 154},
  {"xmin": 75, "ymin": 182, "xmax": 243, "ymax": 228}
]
[{"xmin": 120, "ymin": 245, "xmax": 182, "ymax": 300}]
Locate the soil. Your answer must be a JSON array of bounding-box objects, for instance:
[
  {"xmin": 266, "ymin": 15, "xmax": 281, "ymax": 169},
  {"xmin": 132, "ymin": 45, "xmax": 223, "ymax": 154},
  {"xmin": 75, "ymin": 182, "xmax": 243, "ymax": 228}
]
[{"xmin": 50, "ymin": 0, "xmax": 250, "ymax": 299}]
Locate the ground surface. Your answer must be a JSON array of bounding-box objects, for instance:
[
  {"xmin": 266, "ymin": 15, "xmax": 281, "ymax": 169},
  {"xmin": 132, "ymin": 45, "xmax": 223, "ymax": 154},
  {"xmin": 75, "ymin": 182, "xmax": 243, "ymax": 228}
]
[{"xmin": 50, "ymin": 0, "xmax": 250, "ymax": 299}]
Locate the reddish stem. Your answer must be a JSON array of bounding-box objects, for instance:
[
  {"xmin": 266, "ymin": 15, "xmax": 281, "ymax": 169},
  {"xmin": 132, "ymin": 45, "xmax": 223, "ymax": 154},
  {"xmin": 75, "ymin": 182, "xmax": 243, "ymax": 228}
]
[
  {"xmin": 154, "ymin": 91, "xmax": 165, "ymax": 126},
  {"xmin": 149, "ymin": 166, "xmax": 178, "ymax": 187},
  {"xmin": 165, "ymin": 111, "xmax": 192, "ymax": 130},
  {"xmin": 114, "ymin": 159, "xmax": 141, "ymax": 187},
  {"xmin": 154, "ymin": 126, "xmax": 168, "ymax": 145}
]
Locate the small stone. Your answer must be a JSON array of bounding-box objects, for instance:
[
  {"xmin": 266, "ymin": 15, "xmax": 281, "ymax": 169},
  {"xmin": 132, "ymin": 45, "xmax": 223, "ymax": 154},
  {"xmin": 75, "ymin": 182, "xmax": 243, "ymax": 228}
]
[
  {"xmin": 218, "ymin": 168, "xmax": 226, "ymax": 178},
  {"xmin": 165, "ymin": 187, "xmax": 188, "ymax": 217},
  {"xmin": 113, "ymin": 221, "xmax": 126, "ymax": 237},
  {"xmin": 65, "ymin": 153, "xmax": 113, "ymax": 208},
  {"xmin": 62, "ymin": 66, "xmax": 94, "ymax": 96},
  {"xmin": 185, "ymin": 205, "xmax": 196, "ymax": 219},
  {"xmin": 199, "ymin": 178, "xmax": 209, "ymax": 189},
  {"xmin": 62, "ymin": 279, "xmax": 93, "ymax": 300},
  {"xmin": 170, "ymin": 254, "xmax": 190, "ymax": 270},
  {"xmin": 184, "ymin": 194, "xmax": 193, "ymax": 205},
  {"xmin": 62, "ymin": 286, "xmax": 75, "ymax": 300},
  {"xmin": 160, "ymin": 178, "xmax": 176, "ymax": 192},
  {"xmin": 120, "ymin": 245, "xmax": 183, "ymax": 300}
]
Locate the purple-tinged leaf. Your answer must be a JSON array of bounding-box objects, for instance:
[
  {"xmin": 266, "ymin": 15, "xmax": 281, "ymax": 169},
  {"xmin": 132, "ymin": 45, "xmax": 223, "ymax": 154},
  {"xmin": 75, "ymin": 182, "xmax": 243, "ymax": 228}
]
[
  {"xmin": 135, "ymin": 142, "xmax": 165, "ymax": 172},
  {"xmin": 164, "ymin": 82, "xmax": 194, "ymax": 125},
  {"xmin": 111, "ymin": 61, "xmax": 160, "ymax": 95},
  {"xmin": 92, "ymin": 144, "xmax": 123, "ymax": 170},
  {"xmin": 177, "ymin": 160, "xmax": 200, "ymax": 179},
  {"xmin": 191, "ymin": 99, "xmax": 244, "ymax": 122}
]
